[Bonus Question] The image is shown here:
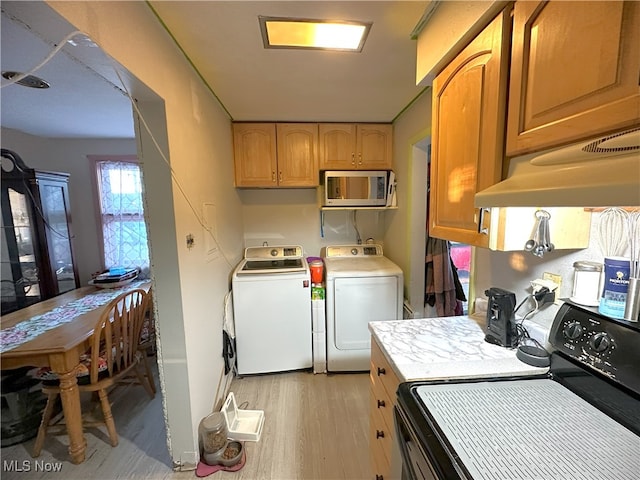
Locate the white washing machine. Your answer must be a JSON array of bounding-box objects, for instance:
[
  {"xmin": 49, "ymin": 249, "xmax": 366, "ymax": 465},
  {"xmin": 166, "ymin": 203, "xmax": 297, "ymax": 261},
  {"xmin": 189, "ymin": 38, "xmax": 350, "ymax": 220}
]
[
  {"xmin": 232, "ymin": 245, "xmax": 312, "ymax": 375},
  {"xmin": 323, "ymin": 244, "xmax": 403, "ymax": 371}
]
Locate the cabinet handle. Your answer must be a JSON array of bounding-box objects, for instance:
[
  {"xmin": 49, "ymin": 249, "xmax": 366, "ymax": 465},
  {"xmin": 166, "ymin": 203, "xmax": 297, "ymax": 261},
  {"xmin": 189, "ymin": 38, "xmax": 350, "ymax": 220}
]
[
  {"xmin": 272, "ymin": 171, "xmax": 276, "ymax": 182},
  {"xmin": 278, "ymin": 171, "xmax": 282, "ymax": 182},
  {"xmin": 358, "ymin": 152, "xmax": 362, "ymax": 165},
  {"xmin": 477, "ymin": 207, "xmax": 490, "ymax": 235},
  {"xmin": 376, "ymin": 430, "xmax": 385, "ymax": 439},
  {"xmin": 377, "ymin": 367, "xmax": 386, "ymax": 376},
  {"xmin": 351, "ymin": 152, "xmax": 356, "ymax": 166},
  {"xmin": 377, "ymin": 399, "xmax": 385, "ymax": 408},
  {"xmin": 376, "ymin": 476, "xmax": 384, "ymax": 480}
]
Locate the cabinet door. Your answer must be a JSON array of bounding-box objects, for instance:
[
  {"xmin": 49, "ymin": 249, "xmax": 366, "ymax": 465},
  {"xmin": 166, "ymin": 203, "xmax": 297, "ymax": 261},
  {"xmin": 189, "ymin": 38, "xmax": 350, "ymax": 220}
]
[
  {"xmin": 429, "ymin": 9, "xmax": 511, "ymax": 247},
  {"xmin": 233, "ymin": 123, "xmax": 278, "ymax": 187},
  {"xmin": 276, "ymin": 124, "xmax": 319, "ymax": 187},
  {"xmin": 37, "ymin": 174, "xmax": 79, "ymax": 295},
  {"xmin": 357, "ymin": 124, "xmax": 393, "ymax": 169},
  {"xmin": 506, "ymin": 1, "xmax": 640, "ymax": 156},
  {"xmin": 319, "ymin": 124, "xmax": 357, "ymax": 170},
  {"xmin": 1, "ymin": 184, "xmax": 42, "ymax": 312}
]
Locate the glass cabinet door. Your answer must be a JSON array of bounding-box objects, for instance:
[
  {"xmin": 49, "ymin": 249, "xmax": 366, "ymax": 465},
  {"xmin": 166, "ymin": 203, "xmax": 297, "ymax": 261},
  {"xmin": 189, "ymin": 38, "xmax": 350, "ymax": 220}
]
[
  {"xmin": 39, "ymin": 180, "xmax": 76, "ymax": 295},
  {"xmin": 1, "ymin": 188, "xmax": 42, "ymax": 313}
]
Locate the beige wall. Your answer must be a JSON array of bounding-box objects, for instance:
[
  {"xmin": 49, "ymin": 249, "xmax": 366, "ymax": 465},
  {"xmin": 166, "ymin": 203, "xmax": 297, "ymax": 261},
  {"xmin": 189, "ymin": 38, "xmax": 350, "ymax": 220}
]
[
  {"xmin": 46, "ymin": 1, "xmax": 244, "ymax": 468},
  {"xmin": 385, "ymin": 89, "xmax": 432, "ymax": 312}
]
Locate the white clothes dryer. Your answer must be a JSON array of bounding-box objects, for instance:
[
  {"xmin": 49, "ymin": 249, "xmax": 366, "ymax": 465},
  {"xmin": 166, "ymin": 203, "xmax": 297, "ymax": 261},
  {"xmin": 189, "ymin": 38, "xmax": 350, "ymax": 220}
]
[{"xmin": 323, "ymin": 244, "xmax": 403, "ymax": 371}]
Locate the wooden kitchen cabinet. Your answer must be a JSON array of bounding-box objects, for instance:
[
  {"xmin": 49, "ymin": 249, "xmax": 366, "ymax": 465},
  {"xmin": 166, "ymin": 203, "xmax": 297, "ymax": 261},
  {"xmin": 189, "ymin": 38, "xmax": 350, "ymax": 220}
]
[
  {"xmin": 506, "ymin": 1, "xmax": 640, "ymax": 156},
  {"xmin": 429, "ymin": 8, "xmax": 511, "ymax": 248},
  {"xmin": 370, "ymin": 338, "xmax": 400, "ymax": 480},
  {"xmin": 319, "ymin": 124, "xmax": 393, "ymax": 170},
  {"xmin": 276, "ymin": 124, "xmax": 318, "ymax": 187},
  {"xmin": 233, "ymin": 123, "xmax": 318, "ymax": 187},
  {"xmin": 233, "ymin": 123, "xmax": 278, "ymax": 187}
]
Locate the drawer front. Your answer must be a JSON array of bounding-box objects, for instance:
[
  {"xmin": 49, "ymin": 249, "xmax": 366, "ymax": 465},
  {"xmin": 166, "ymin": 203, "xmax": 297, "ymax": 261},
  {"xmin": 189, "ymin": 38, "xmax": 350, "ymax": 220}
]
[
  {"xmin": 371, "ymin": 436, "xmax": 391, "ymax": 480},
  {"xmin": 370, "ymin": 340, "xmax": 400, "ymax": 399},
  {"xmin": 370, "ymin": 402, "xmax": 393, "ymax": 476},
  {"xmin": 370, "ymin": 385, "xmax": 394, "ymax": 437}
]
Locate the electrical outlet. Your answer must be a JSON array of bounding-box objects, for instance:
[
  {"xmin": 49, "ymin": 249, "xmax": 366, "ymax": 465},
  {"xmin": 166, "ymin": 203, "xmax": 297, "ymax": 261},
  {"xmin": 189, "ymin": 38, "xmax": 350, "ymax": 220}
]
[{"xmin": 543, "ymin": 272, "xmax": 562, "ymax": 302}]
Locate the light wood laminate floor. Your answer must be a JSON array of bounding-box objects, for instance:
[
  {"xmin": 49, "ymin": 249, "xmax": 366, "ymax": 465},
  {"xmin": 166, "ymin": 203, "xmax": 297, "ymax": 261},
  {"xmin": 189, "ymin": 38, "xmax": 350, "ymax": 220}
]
[{"xmin": 1, "ymin": 360, "xmax": 370, "ymax": 480}]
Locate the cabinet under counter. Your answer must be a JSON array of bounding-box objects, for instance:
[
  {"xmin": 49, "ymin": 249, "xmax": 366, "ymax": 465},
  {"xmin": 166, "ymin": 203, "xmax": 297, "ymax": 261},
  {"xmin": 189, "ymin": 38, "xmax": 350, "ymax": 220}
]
[{"xmin": 367, "ymin": 316, "xmax": 549, "ymax": 480}]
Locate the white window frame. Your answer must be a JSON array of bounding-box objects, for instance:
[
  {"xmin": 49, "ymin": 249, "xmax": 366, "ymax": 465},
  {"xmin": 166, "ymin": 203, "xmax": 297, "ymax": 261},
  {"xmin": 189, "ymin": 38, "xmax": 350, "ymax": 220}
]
[{"xmin": 89, "ymin": 155, "xmax": 149, "ymax": 276}]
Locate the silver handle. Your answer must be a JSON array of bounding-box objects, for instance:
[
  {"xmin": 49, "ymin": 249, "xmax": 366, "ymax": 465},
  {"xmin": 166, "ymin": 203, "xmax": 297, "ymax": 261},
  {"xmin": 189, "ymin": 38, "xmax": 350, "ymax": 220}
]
[{"xmin": 351, "ymin": 153, "xmax": 355, "ymax": 166}]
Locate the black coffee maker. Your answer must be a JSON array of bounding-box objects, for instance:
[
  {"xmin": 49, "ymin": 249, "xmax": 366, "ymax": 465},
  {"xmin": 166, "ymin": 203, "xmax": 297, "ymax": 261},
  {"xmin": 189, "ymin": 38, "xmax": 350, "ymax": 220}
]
[{"xmin": 484, "ymin": 287, "xmax": 518, "ymax": 348}]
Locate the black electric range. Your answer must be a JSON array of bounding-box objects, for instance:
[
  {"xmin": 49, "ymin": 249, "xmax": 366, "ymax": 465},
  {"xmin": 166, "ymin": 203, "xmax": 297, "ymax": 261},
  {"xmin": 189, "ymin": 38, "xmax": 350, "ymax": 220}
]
[{"xmin": 395, "ymin": 302, "xmax": 640, "ymax": 480}]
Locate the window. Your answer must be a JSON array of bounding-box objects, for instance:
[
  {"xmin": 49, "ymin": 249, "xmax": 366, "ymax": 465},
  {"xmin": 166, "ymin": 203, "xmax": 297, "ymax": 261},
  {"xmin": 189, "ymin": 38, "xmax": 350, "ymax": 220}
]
[{"xmin": 95, "ymin": 159, "xmax": 149, "ymax": 277}]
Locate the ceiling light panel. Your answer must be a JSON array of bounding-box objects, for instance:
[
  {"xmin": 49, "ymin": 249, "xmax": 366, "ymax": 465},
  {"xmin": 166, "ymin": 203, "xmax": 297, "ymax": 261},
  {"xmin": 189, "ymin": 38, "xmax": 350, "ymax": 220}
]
[{"xmin": 259, "ymin": 16, "xmax": 371, "ymax": 52}]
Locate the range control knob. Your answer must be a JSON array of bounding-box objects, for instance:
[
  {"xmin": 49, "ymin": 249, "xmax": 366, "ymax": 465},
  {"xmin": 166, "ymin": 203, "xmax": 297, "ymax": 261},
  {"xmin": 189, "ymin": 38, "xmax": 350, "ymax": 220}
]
[
  {"xmin": 270, "ymin": 249, "xmax": 278, "ymax": 257},
  {"xmin": 589, "ymin": 333, "xmax": 611, "ymax": 353},
  {"xmin": 351, "ymin": 248, "xmax": 358, "ymax": 255},
  {"xmin": 563, "ymin": 321, "xmax": 584, "ymax": 340}
]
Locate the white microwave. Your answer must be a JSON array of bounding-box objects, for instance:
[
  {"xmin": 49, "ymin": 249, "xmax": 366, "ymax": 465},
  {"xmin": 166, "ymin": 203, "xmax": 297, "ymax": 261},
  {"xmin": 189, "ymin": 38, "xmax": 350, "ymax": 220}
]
[{"xmin": 323, "ymin": 170, "xmax": 389, "ymax": 207}]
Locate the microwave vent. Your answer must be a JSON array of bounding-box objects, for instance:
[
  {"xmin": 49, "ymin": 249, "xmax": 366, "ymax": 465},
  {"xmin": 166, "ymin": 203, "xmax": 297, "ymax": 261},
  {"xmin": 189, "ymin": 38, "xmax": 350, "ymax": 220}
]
[{"xmin": 581, "ymin": 127, "xmax": 640, "ymax": 154}]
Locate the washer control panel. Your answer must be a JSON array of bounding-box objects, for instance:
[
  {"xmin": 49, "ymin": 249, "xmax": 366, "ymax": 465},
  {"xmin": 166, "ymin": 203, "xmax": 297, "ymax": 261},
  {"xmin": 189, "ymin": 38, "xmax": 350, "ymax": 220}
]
[
  {"xmin": 244, "ymin": 245, "xmax": 303, "ymax": 259},
  {"xmin": 324, "ymin": 244, "xmax": 383, "ymax": 258},
  {"xmin": 549, "ymin": 302, "xmax": 640, "ymax": 393}
]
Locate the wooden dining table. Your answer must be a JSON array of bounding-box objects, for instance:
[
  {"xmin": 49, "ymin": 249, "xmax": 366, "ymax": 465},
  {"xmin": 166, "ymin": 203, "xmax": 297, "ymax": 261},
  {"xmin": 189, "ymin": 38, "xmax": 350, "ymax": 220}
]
[{"xmin": 0, "ymin": 281, "xmax": 152, "ymax": 464}]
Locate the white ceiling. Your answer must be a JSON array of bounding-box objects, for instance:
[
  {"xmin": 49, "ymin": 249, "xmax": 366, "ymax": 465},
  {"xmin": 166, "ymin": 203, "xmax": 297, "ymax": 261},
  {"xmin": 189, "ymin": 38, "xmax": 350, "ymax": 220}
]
[{"xmin": 0, "ymin": 1, "xmax": 429, "ymax": 139}]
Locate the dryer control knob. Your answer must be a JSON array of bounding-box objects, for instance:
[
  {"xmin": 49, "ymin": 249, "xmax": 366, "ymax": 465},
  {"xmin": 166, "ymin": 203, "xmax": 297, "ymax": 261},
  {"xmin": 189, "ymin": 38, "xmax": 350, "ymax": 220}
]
[
  {"xmin": 351, "ymin": 248, "xmax": 358, "ymax": 255},
  {"xmin": 270, "ymin": 249, "xmax": 278, "ymax": 256}
]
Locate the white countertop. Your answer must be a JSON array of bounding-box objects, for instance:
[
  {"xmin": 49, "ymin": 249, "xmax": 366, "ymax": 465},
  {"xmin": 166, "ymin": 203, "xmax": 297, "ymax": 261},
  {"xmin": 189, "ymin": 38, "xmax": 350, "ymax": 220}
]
[{"xmin": 369, "ymin": 316, "xmax": 549, "ymax": 382}]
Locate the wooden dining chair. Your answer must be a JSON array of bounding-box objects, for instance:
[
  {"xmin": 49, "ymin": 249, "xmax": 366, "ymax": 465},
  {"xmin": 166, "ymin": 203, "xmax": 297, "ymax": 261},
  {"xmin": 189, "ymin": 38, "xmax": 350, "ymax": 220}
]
[{"xmin": 33, "ymin": 288, "xmax": 154, "ymax": 455}]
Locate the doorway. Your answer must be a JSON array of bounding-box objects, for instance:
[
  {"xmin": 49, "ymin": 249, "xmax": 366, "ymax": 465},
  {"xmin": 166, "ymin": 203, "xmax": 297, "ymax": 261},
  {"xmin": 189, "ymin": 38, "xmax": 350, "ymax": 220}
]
[{"xmin": 407, "ymin": 136, "xmax": 470, "ymax": 318}]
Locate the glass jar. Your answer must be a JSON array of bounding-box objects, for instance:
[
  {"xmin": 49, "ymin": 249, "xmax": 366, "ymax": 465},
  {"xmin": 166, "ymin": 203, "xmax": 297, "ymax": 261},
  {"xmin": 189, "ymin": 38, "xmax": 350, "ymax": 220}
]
[
  {"xmin": 571, "ymin": 261, "xmax": 602, "ymax": 307},
  {"xmin": 199, "ymin": 412, "xmax": 228, "ymax": 456}
]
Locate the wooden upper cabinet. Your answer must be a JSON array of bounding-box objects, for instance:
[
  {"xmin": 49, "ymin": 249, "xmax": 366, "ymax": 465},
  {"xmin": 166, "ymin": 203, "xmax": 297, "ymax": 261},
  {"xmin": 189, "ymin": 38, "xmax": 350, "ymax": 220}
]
[
  {"xmin": 318, "ymin": 124, "xmax": 356, "ymax": 169},
  {"xmin": 276, "ymin": 124, "xmax": 318, "ymax": 187},
  {"xmin": 233, "ymin": 123, "xmax": 318, "ymax": 187},
  {"xmin": 506, "ymin": 0, "xmax": 640, "ymax": 156},
  {"xmin": 319, "ymin": 124, "xmax": 393, "ymax": 170},
  {"xmin": 357, "ymin": 124, "xmax": 393, "ymax": 170},
  {"xmin": 429, "ymin": 8, "xmax": 511, "ymax": 248},
  {"xmin": 233, "ymin": 123, "xmax": 278, "ymax": 187}
]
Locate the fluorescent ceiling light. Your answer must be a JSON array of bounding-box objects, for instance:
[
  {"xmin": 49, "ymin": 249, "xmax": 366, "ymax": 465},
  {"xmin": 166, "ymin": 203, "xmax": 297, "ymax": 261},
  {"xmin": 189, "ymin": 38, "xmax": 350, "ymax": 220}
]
[{"xmin": 259, "ymin": 16, "xmax": 371, "ymax": 52}]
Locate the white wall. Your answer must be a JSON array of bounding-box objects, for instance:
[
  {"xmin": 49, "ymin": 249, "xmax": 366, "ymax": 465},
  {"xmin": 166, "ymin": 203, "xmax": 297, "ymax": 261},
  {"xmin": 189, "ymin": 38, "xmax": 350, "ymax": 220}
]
[
  {"xmin": 1, "ymin": 128, "xmax": 136, "ymax": 284},
  {"xmin": 44, "ymin": 1, "xmax": 245, "ymax": 468},
  {"xmin": 239, "ymin": 187, "xmax": 388, "ymax": 256}
]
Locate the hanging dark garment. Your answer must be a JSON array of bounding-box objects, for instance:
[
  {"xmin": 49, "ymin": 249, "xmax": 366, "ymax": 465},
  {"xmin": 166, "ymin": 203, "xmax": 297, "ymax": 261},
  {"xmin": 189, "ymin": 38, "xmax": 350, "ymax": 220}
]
[{"xmin": 425, "ymin": 238, "xmax": 466, "ymax": 316}]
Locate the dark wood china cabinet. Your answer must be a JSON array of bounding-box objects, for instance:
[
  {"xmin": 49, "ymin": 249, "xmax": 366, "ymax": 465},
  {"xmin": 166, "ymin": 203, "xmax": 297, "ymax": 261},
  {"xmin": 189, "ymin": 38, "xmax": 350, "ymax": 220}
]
[{"xmin": 1, "ymin": 149, "xmax": 79, "ymax": 315}]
